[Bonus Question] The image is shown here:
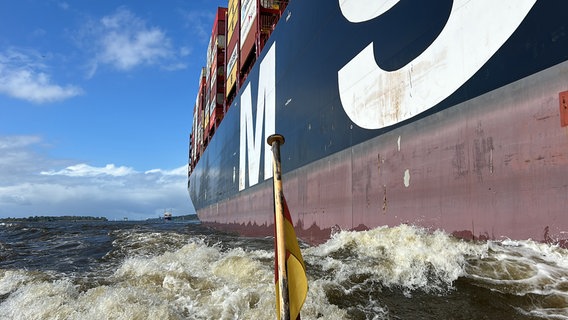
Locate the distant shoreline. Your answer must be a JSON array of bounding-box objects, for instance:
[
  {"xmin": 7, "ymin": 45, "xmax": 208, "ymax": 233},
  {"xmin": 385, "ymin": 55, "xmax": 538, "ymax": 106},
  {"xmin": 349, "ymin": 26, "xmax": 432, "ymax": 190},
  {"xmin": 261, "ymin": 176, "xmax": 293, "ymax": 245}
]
[
  {"xmin": 0, "ymin": 216, "xmax": 108, "ymax": 223},
  {"xmin": 1, "ymin": 214, "xmax": 200, "ymax": 223},
  {"xmin": 146, "ymin": 214, "xmax": 199, "ymax": 222}
]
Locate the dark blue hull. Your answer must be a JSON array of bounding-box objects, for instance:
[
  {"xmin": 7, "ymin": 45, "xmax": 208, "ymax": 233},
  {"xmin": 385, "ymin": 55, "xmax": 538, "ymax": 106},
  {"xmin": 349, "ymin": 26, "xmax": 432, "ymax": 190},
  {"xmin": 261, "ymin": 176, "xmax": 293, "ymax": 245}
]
[{"xmin": 189, "ymin": 0, "xmax": 568, "ymax": 244}]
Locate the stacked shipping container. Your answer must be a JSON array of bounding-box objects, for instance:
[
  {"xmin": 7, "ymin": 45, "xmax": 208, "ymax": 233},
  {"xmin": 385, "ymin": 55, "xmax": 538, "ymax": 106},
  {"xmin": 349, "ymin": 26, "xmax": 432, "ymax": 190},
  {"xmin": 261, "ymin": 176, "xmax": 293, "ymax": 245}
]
[
  {"xmin": 240, "ymin": 0, "xmax": 287, "ymax": 83},
  {"xmin": 188, "ymin": 68, "xmax": 207, "ymax": 176},
  {"xmin": 206, "ymin": 7, "xmax": 228, "ymax": 139},
  {"xmin": 188, "ymin": 1, "xmax": 288, "ymax": 173},
  {"xmin": 225, "ymin": 0, "xmax": 240, "ymax": 107}
]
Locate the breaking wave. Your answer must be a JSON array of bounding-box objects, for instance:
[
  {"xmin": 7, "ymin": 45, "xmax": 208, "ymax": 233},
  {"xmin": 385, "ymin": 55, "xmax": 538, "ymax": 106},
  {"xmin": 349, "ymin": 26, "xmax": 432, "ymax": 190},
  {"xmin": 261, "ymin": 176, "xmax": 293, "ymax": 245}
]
[{"xmin": 1, "ymin": 222, "xmax": 567, "ymax": 319}]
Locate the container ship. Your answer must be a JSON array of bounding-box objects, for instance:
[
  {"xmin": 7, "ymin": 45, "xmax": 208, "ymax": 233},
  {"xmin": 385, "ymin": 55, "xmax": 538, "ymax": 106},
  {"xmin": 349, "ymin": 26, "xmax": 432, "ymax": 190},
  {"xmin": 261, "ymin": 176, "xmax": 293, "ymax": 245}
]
[{"xmin": 188, "ymin": 0, "xmax": 568, "ymax": 245}]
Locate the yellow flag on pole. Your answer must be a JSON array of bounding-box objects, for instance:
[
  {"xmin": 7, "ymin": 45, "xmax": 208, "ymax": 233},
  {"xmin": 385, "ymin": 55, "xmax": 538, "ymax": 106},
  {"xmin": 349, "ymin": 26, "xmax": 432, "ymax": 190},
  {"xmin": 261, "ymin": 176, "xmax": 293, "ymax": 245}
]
[{"xmin": 275, "ymin": 196, "xmax": 307, "ymax": 320}]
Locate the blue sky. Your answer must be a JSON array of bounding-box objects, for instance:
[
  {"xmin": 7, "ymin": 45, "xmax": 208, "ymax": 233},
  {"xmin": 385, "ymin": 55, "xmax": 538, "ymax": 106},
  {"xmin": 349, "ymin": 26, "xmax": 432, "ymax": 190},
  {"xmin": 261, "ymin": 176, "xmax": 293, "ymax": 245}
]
[{"xmin": 0, "ymin": 0, "xmax": 228, "ymax": 220}]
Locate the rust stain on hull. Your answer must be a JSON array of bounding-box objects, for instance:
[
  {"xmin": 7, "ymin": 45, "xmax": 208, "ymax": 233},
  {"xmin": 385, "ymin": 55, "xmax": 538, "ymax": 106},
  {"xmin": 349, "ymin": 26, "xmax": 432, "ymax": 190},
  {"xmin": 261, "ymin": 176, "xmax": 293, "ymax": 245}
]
[{"xmin": 560, "ymin": 90, "xmax": 568, "ymax": 127}]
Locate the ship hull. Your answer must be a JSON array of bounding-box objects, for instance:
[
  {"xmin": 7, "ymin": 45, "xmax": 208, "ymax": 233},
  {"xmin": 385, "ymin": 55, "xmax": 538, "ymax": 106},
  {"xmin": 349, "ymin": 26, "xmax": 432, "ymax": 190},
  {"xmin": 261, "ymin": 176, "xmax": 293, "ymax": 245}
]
[
  {"xmin": 189, "ymin": 0, "xmax": 568, "ymax": 245},
  {"xmin": 198, "ymin": 60, "xmax": 568, "ymax": 244}
]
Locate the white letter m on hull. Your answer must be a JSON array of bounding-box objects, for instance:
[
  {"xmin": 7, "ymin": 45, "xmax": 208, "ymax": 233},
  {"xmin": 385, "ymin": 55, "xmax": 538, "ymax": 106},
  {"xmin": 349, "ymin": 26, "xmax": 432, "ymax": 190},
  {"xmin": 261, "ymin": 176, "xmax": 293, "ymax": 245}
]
[{"xmin": 239, "ymin": 43, "xmax": 276, "ymax": 191}]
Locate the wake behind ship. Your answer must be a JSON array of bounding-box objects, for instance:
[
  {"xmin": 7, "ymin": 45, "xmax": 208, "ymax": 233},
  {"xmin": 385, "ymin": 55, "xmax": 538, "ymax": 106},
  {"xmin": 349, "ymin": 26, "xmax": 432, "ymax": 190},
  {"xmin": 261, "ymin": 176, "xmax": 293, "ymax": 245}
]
[{"xmin": 188, "ymin": 0, "xmax": 568, "ymax": 245}]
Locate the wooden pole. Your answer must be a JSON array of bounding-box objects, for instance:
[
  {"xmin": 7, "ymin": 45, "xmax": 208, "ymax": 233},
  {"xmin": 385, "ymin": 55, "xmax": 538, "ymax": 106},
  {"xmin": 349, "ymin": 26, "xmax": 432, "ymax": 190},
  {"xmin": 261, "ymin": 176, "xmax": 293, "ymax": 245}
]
[{"xmin": 267, "ymin": 133, "xmax": 290, "ymax": 320}]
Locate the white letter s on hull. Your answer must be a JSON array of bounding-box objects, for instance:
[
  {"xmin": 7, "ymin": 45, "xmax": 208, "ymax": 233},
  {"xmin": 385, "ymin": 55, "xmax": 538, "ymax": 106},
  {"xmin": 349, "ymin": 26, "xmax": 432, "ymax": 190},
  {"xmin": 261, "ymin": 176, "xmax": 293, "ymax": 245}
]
[{"xmin": 338, "ymin": 0, "xmax": 536, "ymax": 130}]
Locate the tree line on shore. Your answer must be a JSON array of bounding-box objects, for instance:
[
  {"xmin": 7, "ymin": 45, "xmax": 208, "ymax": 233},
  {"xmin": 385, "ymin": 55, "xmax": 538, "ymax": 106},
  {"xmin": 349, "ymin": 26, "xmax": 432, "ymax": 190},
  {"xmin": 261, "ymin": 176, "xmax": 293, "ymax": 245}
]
[{"xmin": 0, "ymin": 216, "xmax": 108, "ymax": 222}]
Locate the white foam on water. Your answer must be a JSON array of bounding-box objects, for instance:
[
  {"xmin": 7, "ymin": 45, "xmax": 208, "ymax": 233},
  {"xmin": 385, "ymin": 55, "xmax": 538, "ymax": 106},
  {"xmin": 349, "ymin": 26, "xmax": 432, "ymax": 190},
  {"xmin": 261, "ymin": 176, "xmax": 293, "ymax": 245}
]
[
  {"xmin": 0, "ymin": 270, "xmax": 34, "ymax": 296},
  {"xmin": 0, "ymin": 277, "xmax": 80, "ymax": 319},
  {"xmin": 308, "ymin": 224, "xmax": 486, "ymax": 294},
  {"xmin": 0, "ymin": 238, "xmax": 348, "ymax": 319},
  {"xmin": 106, "ymin": 230, "xmax": 190, "ymax": 259},
  {"xmin": 308, "ymin": 225, "xmax": 568, "ymax": 318},
  {"xmin": 3, "ymin": 224, "xmax": 568, "ymax": 319},
  {"xmin": 465, "ymin": 239, "xmax": 568, "ymax": 318}
]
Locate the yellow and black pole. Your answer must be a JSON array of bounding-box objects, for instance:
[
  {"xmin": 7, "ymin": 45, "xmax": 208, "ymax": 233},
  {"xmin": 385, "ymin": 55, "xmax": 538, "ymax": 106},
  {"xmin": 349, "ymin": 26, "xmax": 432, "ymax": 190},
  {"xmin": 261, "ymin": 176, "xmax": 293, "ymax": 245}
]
[{"xmin": 267, "ymin": 133, "xmax": 290, "ymax": 320}]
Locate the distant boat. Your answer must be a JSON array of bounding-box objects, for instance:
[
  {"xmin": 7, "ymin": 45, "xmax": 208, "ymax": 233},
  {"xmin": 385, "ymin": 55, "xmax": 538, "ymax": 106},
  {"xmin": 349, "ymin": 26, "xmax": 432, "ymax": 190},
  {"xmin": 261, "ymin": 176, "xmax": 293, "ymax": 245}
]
[{"xmin": 163, "ymin": 211, "xmax": 172, "ymax": 221}]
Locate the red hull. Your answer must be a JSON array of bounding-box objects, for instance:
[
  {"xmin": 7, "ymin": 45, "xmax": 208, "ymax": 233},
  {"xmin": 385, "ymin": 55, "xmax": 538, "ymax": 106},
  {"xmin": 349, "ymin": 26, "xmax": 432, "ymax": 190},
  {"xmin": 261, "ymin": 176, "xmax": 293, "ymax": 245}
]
[{"xmin": 198, "ymin": 61, "xmax": 568, "ymax": 245}]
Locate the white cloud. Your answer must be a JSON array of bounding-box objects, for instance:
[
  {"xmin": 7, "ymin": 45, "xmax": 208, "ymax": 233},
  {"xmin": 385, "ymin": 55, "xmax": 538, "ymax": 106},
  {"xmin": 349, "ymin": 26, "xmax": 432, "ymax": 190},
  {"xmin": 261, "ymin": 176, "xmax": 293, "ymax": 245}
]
[
  {"xmin": 84, "ymin": 7, "xmax": 180, "ymax": 74},
  {"xmin": 145, "ymin": 166, "xmax": 186, "ymax": 176},
  {"xmin": 100, "ymin": 28, "xmax": 170, "ymax": 70},
  {"xmin": 58, "ymin": 2, "xmax": 69, "ymax": 10},
  {"xmin": 179, "ymin": 46, "xmax": 191, "ymax": 57},
  {"xmin": 162, "ymin": 62, "xmax": 188, "ymax": 71},
  {"xmin": 0, "ymin": 135, "xmax": 42, "ymax": 150},
  {"xmin": 0, "ymin": 49, "xmax": 83, "ymax": 103},
  {"xmin": 145, "ymin": 165, "xmax": 188, "ymax": 185},
  {"xmin": 0, "ymin": 135, "xmax": 194, "ymax": 220},
  {"xmin": 0, "ymin": 135, "xmax": 60, "ymax": 181},
  {"xmin": 41, "ymin": 163, "xmax": 136, "ymax": 177},
  {"xmin": 180, "ymin": 9, "xmax": 215, "ymax": 42}
]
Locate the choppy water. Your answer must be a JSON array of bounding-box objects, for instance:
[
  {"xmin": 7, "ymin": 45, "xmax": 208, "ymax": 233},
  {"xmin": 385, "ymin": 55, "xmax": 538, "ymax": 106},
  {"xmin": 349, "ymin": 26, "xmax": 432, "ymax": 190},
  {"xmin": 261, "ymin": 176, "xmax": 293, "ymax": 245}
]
[{"xmin": 1, "ymin": 220, "xmax": 567, "ymax": 319}]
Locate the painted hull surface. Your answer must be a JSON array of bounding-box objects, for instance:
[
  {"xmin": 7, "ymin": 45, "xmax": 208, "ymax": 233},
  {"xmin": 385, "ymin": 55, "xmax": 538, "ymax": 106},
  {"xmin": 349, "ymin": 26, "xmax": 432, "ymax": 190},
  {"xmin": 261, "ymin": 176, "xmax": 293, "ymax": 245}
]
[{"xmin": 189, "ymin": 0, "xmax": 568, "ymax": 245}]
